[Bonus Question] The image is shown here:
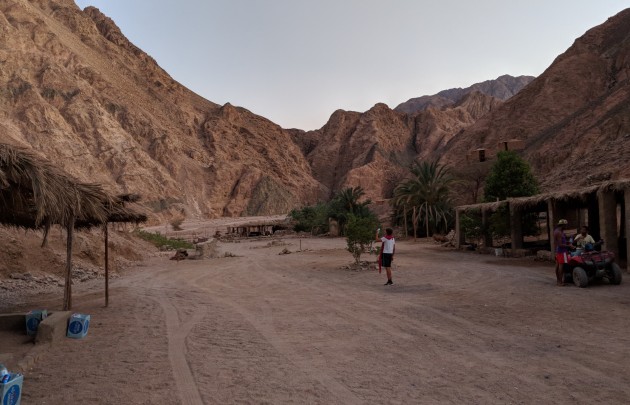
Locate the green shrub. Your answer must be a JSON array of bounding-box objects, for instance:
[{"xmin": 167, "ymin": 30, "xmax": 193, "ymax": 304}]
[
  {"xmin": 346, "ymin": 214, "xmax": 379, "ymax": 264},
  {"xmin": 460, "ymin": 213, "xmax": 484, "ymax": 242},
  {"xmin": 289, "ymin": 202, "xmax": 330, "ymax": 234},
  {"xmin": 133, "ymin": 229, "xmax": 194, "ymax": 250}
]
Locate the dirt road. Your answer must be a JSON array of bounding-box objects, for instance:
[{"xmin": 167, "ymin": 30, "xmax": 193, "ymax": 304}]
[{"xmin": 17, "ymin": 237, "xmax": 630, "ymax": 404}]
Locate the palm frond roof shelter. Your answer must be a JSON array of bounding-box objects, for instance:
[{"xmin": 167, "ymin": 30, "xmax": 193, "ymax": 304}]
[
  {"xmin": 0, "ymin": 142, "xmax": 147, "ymax": 309},
  {"xmin": 455, "ymin": 180, "xmax": 630, "ymax": 264}
]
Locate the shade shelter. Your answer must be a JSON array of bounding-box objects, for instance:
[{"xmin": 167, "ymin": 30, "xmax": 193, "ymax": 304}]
[
  {"xmin": 0, "ymin": 142, "xmax": 146, "ymax": 309},
  {"xmin": 455, "ymin": 180, "xmax": 630, "ymax": 266},
  {"xmin": 226, "ymin": 218, "xmax": 290, "ymax": 237}
]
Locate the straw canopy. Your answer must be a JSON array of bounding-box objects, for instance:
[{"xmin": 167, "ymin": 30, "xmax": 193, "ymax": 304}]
[
  {"xmin": 0, "ymin": 142, "xmax": 145, "ymax": 228},
  {"xmin": 0, "ymin": 142, "xmax": 148, "ymax": 310},
  {"xmin": 457, "ymin": 180, "xmax": 630, "ymax": 215}
]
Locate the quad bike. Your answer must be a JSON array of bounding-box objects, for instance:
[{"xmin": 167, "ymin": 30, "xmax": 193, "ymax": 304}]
[{"xmin": 563, "ymin": 242, "xmax": 623, "ymax": 287}]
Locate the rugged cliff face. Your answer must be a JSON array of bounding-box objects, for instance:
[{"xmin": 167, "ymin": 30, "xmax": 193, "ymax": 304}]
[
  {"xmin": 4, "ymin": 0, "xmax": 627, "ymax": 217},
  {"xmin": 395, "ymin": 75, "xmax": 534, "ymax": 114},
  {"xmin": 440, "ymin": 8, "xmax": 630, "ymax": 190},
  {"xmin": 293, "ymin": 92, "xmax": 502, "ymax": 201},
  {"xmin": 0, "ymin": 0, "xmax": 323, "ymax": 218}
]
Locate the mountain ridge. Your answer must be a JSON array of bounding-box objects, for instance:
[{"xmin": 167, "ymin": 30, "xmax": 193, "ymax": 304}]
[
  {"xmin": 2, "ymin": 0, "xmax": 628, "ymax": 218},
  {"xmin": 0, "ymin": 0, "xmax": 324, "ymax": 219},
  {"xmin": 439, "ymin": 8, "xmax": 630, "ymax": 192},
  {"xmin": 395, "ymin": 74, "xmax": 535, "ymax": 115}
]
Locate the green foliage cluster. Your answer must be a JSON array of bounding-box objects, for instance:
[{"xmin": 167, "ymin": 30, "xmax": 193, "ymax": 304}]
[
  {"xmin": 487, "ymin": 207, "xmax": 541, "ymax": 239},
  {"xmin": 289, "ymin": 187, "xmax": 374, "ymax": 235},
  {"xmin": 346, "ymin": 214, "xmax": 380, "ymax": 264},
  {"xmin": 484, "ymin": 151, "xmax": 539, "ymax": 201},
  {"xmin": 484, "ymin": 151, "xmax": 540, "ymax": 239},
  {"xmin": 289, "ymin": 202, "xmax": 330, "ymax": 234},
  {"xmin": 290, "ymin": 187, "xmax": 379, "ymax": 263},
  {"xmin": 459, "ymin": 212, "xmax": 484, "ymax": 241},
  {"xmin": 392, "ymin": 161, "xmax": 456, "ymax": 237},
  {"xmin": 133, "ymin": 229, "xmax": 194, "ymax": 250},
  {"xmin": 328, "ymin": 187, "xmax": 373, "ymax": 232}
]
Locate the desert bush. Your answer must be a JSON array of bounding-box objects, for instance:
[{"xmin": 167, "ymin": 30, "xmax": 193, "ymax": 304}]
[
  {"xmin": 133, "ymin": 229, "xmax": 193, "ymax": 250},
  {"xmin": 346, "ymin": 214, "xmax": 379, "ymax": 264},
  {"xmin": 289, "ymin": 202, "xmax": 330, "ymax": 234},
  {"xmin": 484, "ymin": 151, "xmax": 540, "ymax": 238},
  {"xmin": 460, "ymin": 212, "xmax": 484, "ymax": 243}
]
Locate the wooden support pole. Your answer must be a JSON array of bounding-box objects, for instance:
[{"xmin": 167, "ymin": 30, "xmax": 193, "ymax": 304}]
[
  {"xmin": 599, "ymin": 190, "xmax": 618, "ymax": 258},
  {"xmin": 455, "ymin": 209, "xmax": 465, "ymax": 249},
  {"xmin": 625, "ymin": 190, "xmax": 630, "ymax": 269},
  {"xmin": 588, "ymin": 197, "xmax": 601, "ymax": 241},
  {"xmin": 41, "ymin": 222, "xmax": 50, "ymax": 248},
  {"xmin": 548, "ymin": 200, "xmax": 556, "ymax": 253},
  {"xmin": 63, "ymin": 217, "xmax": 75, "ymax": 311},
  {"xmin": 482, "ymin": 209, "xmax": 492, "ymax": 248},
  {"xmin": 105, "ymin": 223, "xmax": 109, "ymax": 307},
  {"xmin": 509, "ymin": 203, "xmax": 523, "ymax": 249}
]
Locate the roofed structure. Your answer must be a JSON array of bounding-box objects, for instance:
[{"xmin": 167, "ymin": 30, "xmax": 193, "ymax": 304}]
[
  {"xmin": 0, "ymin": 142, "xmax": 147, "ymax": 309},
  {"xmin": 455, "ymin": 180, "xmax": 630, "ymax": 267}
]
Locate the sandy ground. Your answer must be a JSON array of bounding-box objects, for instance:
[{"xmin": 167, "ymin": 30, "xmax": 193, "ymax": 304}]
[{"xmin": 4, "ymin": 236, "xmax": 630, "ymax": 404}]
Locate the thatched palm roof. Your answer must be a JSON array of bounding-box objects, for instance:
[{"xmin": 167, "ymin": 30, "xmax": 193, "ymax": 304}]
[
  {"xmin": 457, "ymin": 180, "xmax": 630, "ymax": 214},
  {"xmin": 0, "ymin": 142, "xmax": 145, "ymax": 228},
  {"xmin": 456, "ymin": 200, "xmax": 507, "ymax": 213}
]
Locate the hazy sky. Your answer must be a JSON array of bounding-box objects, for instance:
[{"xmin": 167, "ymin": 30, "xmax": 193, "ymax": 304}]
[{"xmin": 74, "ymin": 1, "xmax": 627, "ymax": 130}]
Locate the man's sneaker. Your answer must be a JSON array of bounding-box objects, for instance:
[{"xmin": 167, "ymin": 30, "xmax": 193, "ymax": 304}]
[{"xmin": 384, "ymin": 280, "xmax": 393, "ymax": 285}]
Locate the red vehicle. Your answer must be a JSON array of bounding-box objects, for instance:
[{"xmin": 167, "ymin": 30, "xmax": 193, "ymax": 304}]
[{"xmin": 564, "ymin": 248, "xmax": 623, "ymax": 287}]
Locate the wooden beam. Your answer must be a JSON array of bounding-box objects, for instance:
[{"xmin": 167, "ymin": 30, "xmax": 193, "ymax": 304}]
[
  {"xmin": 455, "ymin": 209, "xmax": 464, "ymax": 248},
  {"xmin": 625, "ymin": 190, "xmax": 630, "ymax": 269},
  {"xmin": 548, "ymin": 200, "xmax": 556, "ymax": 253},
  {"xmin": 63, "ymin": 217, "xmax": 75, "ymax": 311},
  {"xmin": 599, "ymin": 190, "xmax": 618, "ymax": 258},
  {"xmin": 509, "ymin": 203, "xmax": 523, "ymax": 249},
  {"xmin": 481, "ymin": 209, "xmax": 492, "ymax": 248},
  {"xmin": 105, "ymin": 224, "xmax": 109, "ymax": 307}
]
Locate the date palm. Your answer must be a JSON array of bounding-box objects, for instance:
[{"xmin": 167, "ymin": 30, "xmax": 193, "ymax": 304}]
[
  {"xmin": 330, "ymin": 186, "xmax": 372, "ymax": 234},
  {"xmin": 393, "ymin": 161, "xmax": 455, "ymax": 238}
]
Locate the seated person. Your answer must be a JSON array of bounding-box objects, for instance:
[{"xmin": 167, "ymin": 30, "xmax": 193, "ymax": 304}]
[{"xmin": 573, "ymin": 226, "xmax": 596, "ymax": 249}]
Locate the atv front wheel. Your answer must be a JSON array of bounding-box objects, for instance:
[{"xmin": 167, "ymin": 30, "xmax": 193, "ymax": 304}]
[
  {"xmin": 573, "ymin": 267, "xmax": 588, "ymax": 288},
  {"xmin": 607, "ymin": 263, "xmax": 623, "ymax": 285}
]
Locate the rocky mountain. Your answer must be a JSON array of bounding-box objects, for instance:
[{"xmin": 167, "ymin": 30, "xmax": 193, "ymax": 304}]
[
  {"xmin": 0, "ymin": 0, "xmax": 324, "ymax": 219},
  {"xmin": 292, "ymin": 91, "xmax": 502, "ymax": 200},
  {"xmin": 395, "ymin": 74, "xmax": 534, "ymax": 114},
  {"xmin": 440, "ymin": 8, "xmax": 630, "ymax": 191},
  {"xmin": 3, "ymin": 0, "xmax": 628, "ymax": 219}
]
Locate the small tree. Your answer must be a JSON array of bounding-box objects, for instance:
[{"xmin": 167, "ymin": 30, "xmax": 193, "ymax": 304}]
[
  {"xmin": 289, "ymin": 203, "xmax": 330, "ymax": 234},
  {"xmin": 484, "ymin": 151, "xmax": 540, "ymax": 239},
  {"xmin": 329, "ymin": 186, "xmax": 371, "ymax": 235},
  {"xmin": 484, "ymin": 151, "xmax": 539, "ymax": 201},
  {"xmin": 392, "ymin": 161, "xmax": 455, "ymax": 238},
  {"xmin": 345, "ymin": 214, "xmax": 379, "ymax": 264},
  {"xmin": 460, "ymin": 212, "xmax": 484, "ymax": 244}
]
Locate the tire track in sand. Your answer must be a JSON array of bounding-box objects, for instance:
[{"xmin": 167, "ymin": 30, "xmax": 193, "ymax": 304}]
[
  {"xmin": 152, "ymin": 295, "xmax": 206, "ymax": 405},
  {"xmin": 134, "ymin": 266, "xmax": 206, "ymax": 405}
]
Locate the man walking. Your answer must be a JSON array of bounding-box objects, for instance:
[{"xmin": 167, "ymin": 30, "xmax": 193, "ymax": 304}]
[{"xmin": 376, "ymin": 228, "xmax": 396, "ymax": 285}]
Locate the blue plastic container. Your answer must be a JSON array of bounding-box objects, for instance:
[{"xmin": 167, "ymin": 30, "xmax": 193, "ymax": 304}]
[
  {"xmin": 1, "ymin": 373, "xmax": 23, "ymax": 405},
  {"xmin": 67, "ymin": 313, "xmax": 90, "ymax": 339},
  {"xmin": 25, "ymin": 310, "xmax": 47, "ymax": 336}
]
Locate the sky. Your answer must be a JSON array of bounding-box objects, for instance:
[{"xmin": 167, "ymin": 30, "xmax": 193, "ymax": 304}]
[{"xmin": 73, "ymin": 1, "xmax": 628, "ymax": 130}]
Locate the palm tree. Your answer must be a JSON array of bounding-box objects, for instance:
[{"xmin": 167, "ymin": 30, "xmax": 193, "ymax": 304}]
[
  {"xmin": 392, "ymin": 161, "xmax": 455, "ymax": 238},
  {"xmin": 330, "ymin": 186, "xmax": 371, "ymax": 234},
  {"xmin": 334, "ymin": 186, "xmax": 368, "ymax": 213}
]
